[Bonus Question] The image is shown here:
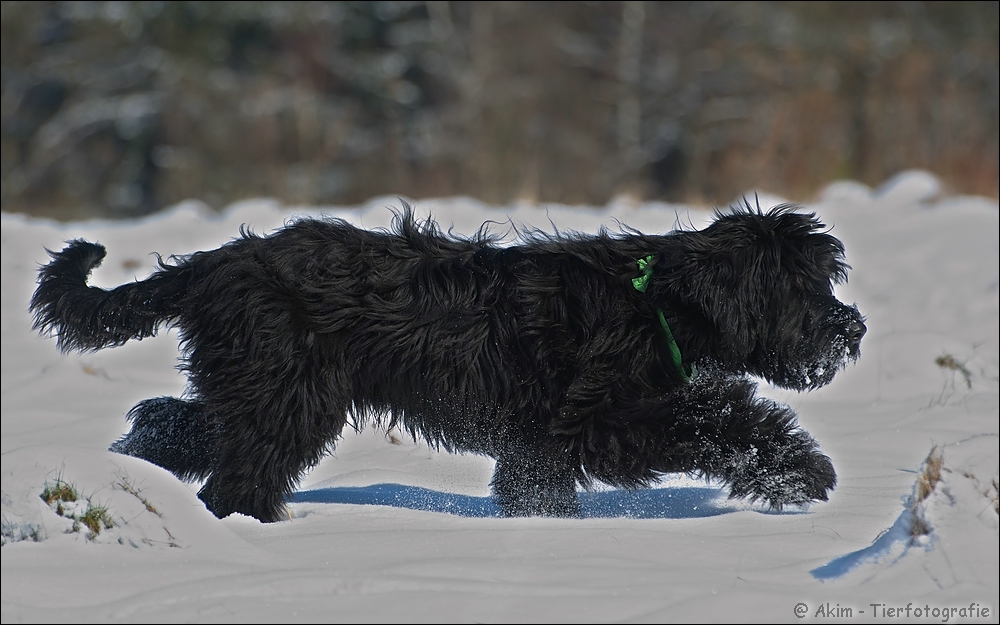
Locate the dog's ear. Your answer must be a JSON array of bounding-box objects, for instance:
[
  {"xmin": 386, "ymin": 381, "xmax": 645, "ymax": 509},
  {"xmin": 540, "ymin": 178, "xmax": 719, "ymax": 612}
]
[{"xmin": 652, "ymin": 236, "xmax": 772, "ymax": 363}]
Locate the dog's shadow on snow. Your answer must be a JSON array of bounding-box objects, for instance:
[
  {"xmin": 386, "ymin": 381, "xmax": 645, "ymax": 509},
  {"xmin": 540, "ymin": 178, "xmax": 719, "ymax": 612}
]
[{"xmin": 292, "ymin": 483, "xmax": 758, "ymax": 519}]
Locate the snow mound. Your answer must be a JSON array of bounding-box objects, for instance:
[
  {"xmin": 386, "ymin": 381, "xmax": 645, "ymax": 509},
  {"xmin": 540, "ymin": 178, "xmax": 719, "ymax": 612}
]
[
  {"xmin": 1, "ymin": 445, "xmax": 247, "ymax": 551},
  {"xmin": 873, "ymin": 169, "xmax": 942, "ymax": 206}
]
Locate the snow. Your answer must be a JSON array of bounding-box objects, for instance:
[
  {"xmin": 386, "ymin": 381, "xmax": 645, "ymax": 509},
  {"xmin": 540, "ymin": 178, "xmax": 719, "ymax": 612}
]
[{"xmin": 2, "ymin": 171, "xmax": 997, "ymax": 622}]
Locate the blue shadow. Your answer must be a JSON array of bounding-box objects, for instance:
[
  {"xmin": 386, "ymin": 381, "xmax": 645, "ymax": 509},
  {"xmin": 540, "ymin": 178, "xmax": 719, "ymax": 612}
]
[
  {"xmin": 292, "ymin": 483, "xmax": 742, "ymax": 519},
  {"xmin": 810, "ymin": 507, "xmax": 922, "ymax": 580}
]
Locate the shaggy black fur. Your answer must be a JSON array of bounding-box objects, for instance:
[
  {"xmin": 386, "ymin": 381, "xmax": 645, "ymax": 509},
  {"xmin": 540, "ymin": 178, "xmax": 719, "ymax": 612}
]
[{"xmin": 30, "ymin": 203, "xmax": 865, "ymax": 522}]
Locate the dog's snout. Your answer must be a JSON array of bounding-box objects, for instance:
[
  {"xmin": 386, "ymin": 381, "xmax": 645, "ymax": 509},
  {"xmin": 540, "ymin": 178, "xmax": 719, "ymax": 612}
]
[{"xmin": 846, "ymin": 320, "xmax": 866, "ymax": 344}]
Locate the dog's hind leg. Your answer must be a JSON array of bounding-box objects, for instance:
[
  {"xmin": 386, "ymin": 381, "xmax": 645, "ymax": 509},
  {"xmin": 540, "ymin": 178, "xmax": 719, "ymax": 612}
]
[
  {"xmin": 196, "ymin": 409, "xmax": 347, "ymax": 523},
  {"xmin": 192, "ymin": 363, "xmax": 351, "ymax": 523},
  {"xmin": 491, "ymin": 439, "xmax": 581, "ymax": 517},
  {"xmin": 110, "ymin": 397, "xmax": 219, "ymax": 482}
]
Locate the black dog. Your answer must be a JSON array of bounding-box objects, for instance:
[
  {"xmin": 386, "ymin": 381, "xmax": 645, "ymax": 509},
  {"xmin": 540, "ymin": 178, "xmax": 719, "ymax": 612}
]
[{"xmin": 30, "ymin": 203, "xmax": 864, "ymax": 522}]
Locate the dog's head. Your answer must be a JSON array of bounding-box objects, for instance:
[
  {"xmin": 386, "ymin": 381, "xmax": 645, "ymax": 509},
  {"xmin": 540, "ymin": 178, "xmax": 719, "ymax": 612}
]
[{"xmin": 650, "ymin": 204, "xmax": 865, "ymax": 390}]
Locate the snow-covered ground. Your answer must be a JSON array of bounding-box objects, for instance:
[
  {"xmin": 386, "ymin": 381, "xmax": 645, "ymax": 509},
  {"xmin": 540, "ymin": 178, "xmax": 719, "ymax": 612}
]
[{"xmin": 2, "ymin": 171, "xmax": 997, "ymax": 623}]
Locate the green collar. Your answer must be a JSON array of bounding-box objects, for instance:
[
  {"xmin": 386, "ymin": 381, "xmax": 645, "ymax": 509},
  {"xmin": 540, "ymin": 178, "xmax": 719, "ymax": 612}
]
[{"xmin": 633, "ymin": 255, "xmax": 693, "ymax": 382}]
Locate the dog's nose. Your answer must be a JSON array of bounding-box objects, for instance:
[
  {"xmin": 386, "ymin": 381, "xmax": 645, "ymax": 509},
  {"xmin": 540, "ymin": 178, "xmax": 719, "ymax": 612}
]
[{"xmin": 846, "ymin": 320, "xmax": 866, "ymax": 344}]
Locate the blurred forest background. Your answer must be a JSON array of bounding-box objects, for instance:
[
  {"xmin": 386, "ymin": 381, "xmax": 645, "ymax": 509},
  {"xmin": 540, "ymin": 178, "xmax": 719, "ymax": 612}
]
[{"xmin": 1, "ymin": 1, "xmax": 997, "ymax": 220}]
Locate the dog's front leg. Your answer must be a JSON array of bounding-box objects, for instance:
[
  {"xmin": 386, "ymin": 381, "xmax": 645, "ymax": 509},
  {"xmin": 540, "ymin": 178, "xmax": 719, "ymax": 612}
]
[{"xmin": 658, "ymin": 374, "xmax": 837, "ymax": 509}]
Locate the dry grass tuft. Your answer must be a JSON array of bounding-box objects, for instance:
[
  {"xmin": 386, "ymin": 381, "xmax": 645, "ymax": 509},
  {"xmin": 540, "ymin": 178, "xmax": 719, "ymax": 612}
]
[
  {"xmin": 40, "ymin": 476, "xmax": 115, "ymax": 539},
  {"xmin": 914, "ymin": 446, "xmax": 943, "ymax": 504},
  {"xmin": 78, "ymin": 504, "xmax": 114, "ymax": 536},
  {"xmin": 115, "ymin": 474, "xmax": 160, "ymax": 516},
  {"xmin": 40, "ymin": 478, "xmax": 79, "ymax": 514},
  {"xmin": 935, "ymin": 354, "xmax": 973, "ymax": 390},
  {"xmin": 908, "ymin": 446, "xmax": 945, "ymax": 541}
]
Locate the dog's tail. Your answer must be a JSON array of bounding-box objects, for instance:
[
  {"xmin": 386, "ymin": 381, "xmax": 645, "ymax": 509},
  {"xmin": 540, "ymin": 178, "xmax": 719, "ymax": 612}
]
[{"xmin": 30, "ymin": 240, "xmax": 186, "ymax": 352}]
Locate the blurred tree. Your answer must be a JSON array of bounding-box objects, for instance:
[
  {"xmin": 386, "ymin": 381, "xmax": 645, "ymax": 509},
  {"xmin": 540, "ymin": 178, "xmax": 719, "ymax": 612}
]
[{"xmin": 1, "ymin": 1, "xmax": 996, "ymax": 219}]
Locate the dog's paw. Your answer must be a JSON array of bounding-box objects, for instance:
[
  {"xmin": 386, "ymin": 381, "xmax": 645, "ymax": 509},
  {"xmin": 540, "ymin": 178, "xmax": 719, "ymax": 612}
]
[{"xmin": 726, "ymin": 435, "xmax": 837, "ymax": 510}]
